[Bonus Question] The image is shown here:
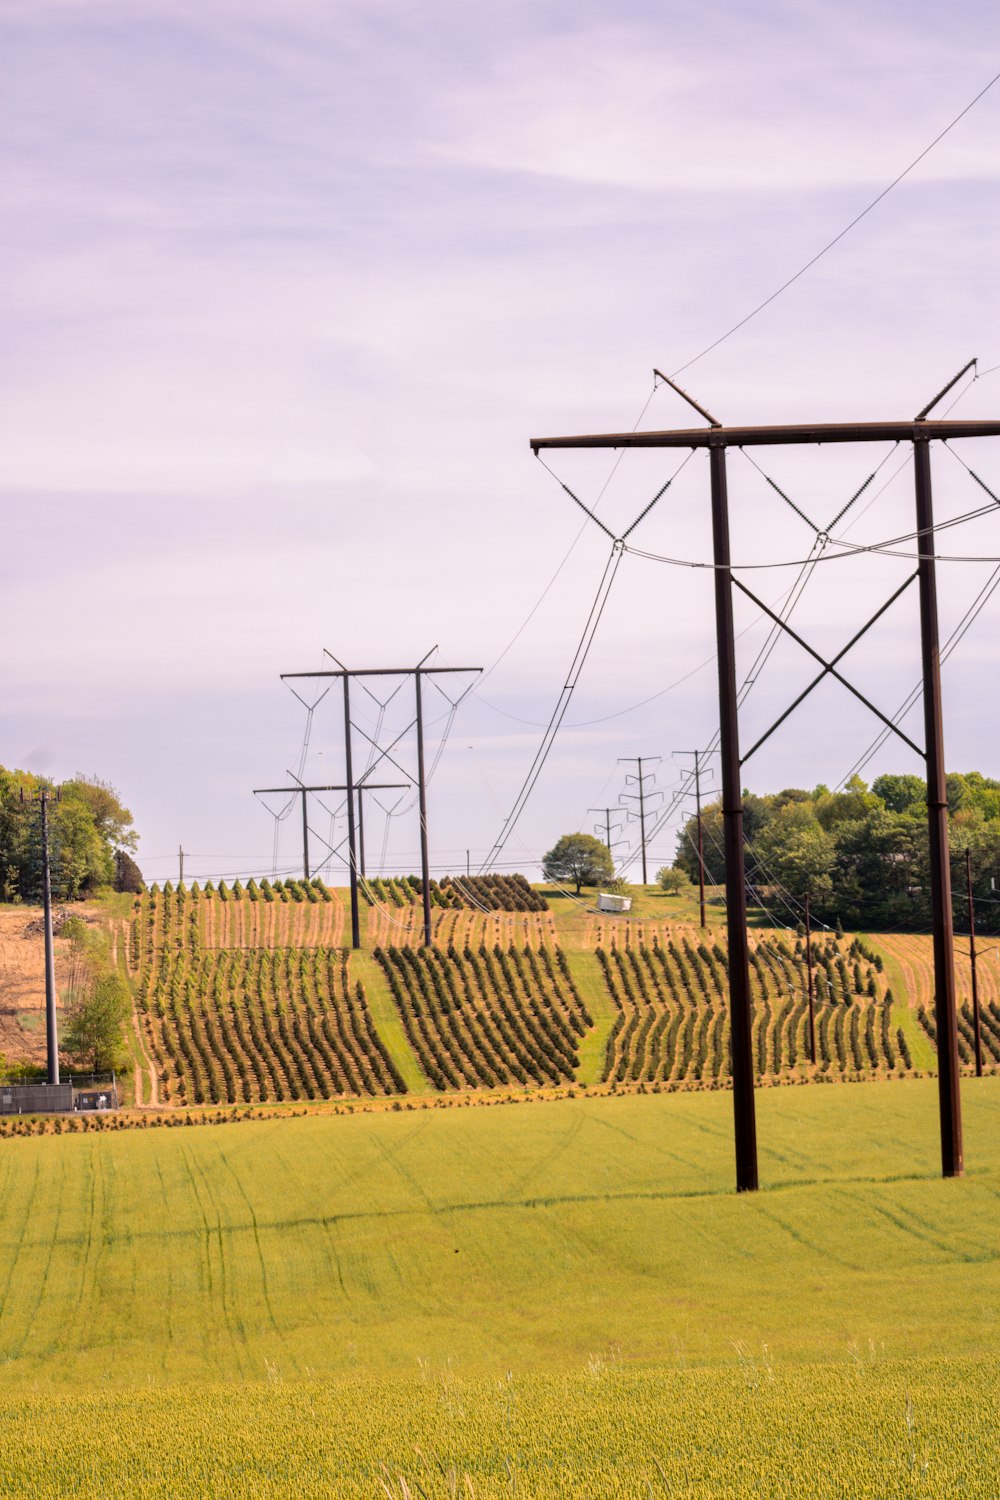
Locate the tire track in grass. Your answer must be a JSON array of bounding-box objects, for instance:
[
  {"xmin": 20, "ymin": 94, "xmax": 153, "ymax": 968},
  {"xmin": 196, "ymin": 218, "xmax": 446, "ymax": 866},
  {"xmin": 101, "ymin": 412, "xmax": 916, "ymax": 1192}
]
[
  {"xmin": 63, "ymin": 1144, "xmax": 106, "ymax": 1359},
  {"xmin": 152, "ymin": 1155, "xmax": 176, "ymax": 1373},
  {"xmin": 215, "ymin": 1146, "xmax": 279, "ymax": 1334},
  {"xmin": 6, "ymin": 1150, "xmax": 71, "ymax": 1357},
  {"xmin": 320, "ymin": 1221, "xmax": 350, "ymax": 1299},
  {"xmin": 362, "ymin": 1119, "xmax": 438, "ymax": 1212},
  {"xmin": 582, "ymin": 1107, "xmax": 735, "ymax": 1175},
  {"xmin": 507, "ymin": 1108, "xmax": 586, "ymax": 1200},
  {"xmin": 0, "ymin": 1156, "xmax": 41, "ymax": 1338},
  {"xmin": 178, "ymin": 1140, "xmax": 246, "ymax": 1373},
  {"xmin": 745, "ymin": 1199, "xmax": 861, "ymax": 1271},
  {"xmin": 838, "ymin": 1186, "xmax": 999, "ymax": 1264}
]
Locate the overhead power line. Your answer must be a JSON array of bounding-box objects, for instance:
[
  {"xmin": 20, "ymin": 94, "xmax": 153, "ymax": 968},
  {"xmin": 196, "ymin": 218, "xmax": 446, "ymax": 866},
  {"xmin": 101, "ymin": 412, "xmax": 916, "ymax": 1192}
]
[
  {"xmin": 671, "ymin": 69, "xmax": 1000, "ymax": 376},
  {"xmin": 479, "ymin": 542, "xmax": 625, "ymax": 872}
]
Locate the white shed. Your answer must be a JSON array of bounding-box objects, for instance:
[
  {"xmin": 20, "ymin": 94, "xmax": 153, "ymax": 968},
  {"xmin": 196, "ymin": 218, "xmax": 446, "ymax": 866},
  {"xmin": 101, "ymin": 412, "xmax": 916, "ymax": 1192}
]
[{"xmin": 597, "ymin": 892, "xmax": 632, "ymax": 913}]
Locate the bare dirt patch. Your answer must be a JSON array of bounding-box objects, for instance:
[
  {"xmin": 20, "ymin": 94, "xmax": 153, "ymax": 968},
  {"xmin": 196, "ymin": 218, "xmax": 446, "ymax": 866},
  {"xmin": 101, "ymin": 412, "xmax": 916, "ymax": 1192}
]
[{"xmin": 0, "ymin": 904, "xmax": 98, "ymax": 1065}]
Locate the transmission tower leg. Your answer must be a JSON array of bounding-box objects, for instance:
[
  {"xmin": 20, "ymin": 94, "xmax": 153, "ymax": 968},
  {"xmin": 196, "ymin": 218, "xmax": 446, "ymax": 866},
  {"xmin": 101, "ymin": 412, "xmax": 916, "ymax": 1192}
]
[
  {"xmin": 415, "ymin": 669, "xmax": 433, "ymax": 948},
  {"xmin": 357, "ymin": 789, "xmax": 366, "ymax": 880},
  {"xmin": 695, "ymin": 751, "xmax": 706, "ymax": 929},
  {"xmin": 343, "ymin": 676, "xmax": 361, "ymax": 949},
  {"xmin": 638, "ymin": 757, "xmax": 648, "ymax": 885},
  {"xmin": 914, "ymin": 437, "xmax": 963, "ymax": 1177},
  {"xmin": 710, "ymin": 441, "xmax": 758, "ymax": 1192}
]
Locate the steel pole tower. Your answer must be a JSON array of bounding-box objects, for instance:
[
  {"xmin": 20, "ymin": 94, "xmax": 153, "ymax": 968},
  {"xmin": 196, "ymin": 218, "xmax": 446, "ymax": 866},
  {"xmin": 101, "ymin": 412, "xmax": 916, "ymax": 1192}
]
[
  {"xmin": 675, "ymin": 750, "xmax": 711, "ymax": 928},
  {"xmin": 530, "ymin": 392, "xmax": 999, "ymax": 1186},
  {"xmin": 280, "ymin": 656, "xmax": 481, "ymax": 949},
  {"xmin": 588, "ymin": 807, "xmax": 625, "ymax": 863},
  {"xmin": 38, "ymin": 788, "xmax": 60, "ymax": 1086},
  {"xmin": 414, "ymin": 667, "xmax": 433, "ymax": 947},
  {"xmin": 618, "ymin": 757, "xmax": 662, "ymax": 887}
]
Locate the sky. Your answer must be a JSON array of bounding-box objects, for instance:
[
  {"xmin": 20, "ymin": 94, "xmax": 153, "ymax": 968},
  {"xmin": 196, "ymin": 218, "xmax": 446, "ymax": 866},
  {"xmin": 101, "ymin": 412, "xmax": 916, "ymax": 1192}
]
[{"xmin": 2, "ymin": 0, "xmax": 999, "ymax": 887}]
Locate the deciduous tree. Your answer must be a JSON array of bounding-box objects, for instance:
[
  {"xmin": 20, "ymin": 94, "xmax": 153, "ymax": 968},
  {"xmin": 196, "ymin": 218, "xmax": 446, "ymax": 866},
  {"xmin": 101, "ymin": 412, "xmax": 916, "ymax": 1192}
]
[{"xmin": 542, "ymin": 833, "xmax": 614, "ymax": 894}]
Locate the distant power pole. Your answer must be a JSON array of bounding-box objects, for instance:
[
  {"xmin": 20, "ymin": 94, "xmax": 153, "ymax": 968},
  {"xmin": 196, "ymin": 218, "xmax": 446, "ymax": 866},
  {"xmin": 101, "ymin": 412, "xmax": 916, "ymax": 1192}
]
[
  {"xmin": 965, "ymin": 848, "xmax": 983, "ymax": 1078},
  {"xmin": 618, "ymin": 757, "xmax": 663, "ymax": 885},
  {"xmin": 674, "ymin": 750, "xmax": 714, "ymax": 929},
  {"xmin": 23, "ymin": 785, "xmax": 61, "ymax": 1085},
  {"xmin": 178, "ymin": 846, "xmax": 185, "ymax": 886},
  {"xmin": 281, "ymin": 652, "xmax": 481, "ymax": 948},
  {"xmin": 804, "ymin": 891, "xmax": 816, "ymax": 1066},
  {"xmin": 589, "ymin": 806, "xmax": 626, "ymax": 865}
]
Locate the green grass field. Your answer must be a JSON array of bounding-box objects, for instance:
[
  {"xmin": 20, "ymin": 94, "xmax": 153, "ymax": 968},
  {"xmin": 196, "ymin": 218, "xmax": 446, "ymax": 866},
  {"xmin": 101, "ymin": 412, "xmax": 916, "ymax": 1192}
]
[{"xmin": 1, "ymin": 1078, "xmax": 998, "ymax": 1494}]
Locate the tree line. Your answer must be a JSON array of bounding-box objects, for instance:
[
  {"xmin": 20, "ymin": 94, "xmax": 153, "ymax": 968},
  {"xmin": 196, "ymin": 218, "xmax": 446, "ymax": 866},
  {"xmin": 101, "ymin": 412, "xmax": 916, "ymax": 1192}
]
[
  {"xmin": 673, "ymin": 771, "xmax": 1000, "ymax": 934},
  {"xmin": 0, "ymin": 767, "xmax": 143, "ymax": 902}
]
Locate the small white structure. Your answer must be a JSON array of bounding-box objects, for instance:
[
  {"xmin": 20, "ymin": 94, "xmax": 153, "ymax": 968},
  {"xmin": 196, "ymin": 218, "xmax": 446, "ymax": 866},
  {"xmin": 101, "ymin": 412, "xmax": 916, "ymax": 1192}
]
[{"xmin": 597, "ymin": 892, "xmax": 632, "ymax": 913}]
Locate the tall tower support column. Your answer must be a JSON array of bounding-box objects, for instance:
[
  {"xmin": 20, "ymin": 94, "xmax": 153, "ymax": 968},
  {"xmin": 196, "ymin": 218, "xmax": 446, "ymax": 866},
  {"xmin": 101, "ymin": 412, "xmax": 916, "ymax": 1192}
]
[
  {"xmin": 913, "ymin": 436, "xmax": 963, "ymax": 1178},
  {"xmin": 709, "ymin": 440, "xmax": 758, "ymax": 1192}
]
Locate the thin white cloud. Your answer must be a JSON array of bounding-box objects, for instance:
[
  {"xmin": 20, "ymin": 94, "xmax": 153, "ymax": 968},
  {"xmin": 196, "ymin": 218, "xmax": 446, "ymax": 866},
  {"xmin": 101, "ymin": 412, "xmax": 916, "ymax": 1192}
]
[{"xmin": 425, "ymin": 21, "xmax": 1000, "ymax": 193}]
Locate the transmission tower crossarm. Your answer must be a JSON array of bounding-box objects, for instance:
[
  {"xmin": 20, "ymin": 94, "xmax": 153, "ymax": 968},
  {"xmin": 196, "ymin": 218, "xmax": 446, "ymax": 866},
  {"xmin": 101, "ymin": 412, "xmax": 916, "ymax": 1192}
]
[
  {"xmin": 282, "ymin": 667, "xmax": 482, "ymax": 679},
  {"xmin": 531, "ymin": 419, "xmax": 1000, "ymax": 452}
]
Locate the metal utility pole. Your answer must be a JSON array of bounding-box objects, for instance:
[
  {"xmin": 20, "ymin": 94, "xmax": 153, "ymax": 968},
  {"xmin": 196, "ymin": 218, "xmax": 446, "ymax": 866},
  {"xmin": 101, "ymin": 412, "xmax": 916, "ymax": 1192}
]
[
  {"xmin": 356, "ymin": 786, "xmax": 373, "ymax": 880},
  {"xmin": 414, "ymin": 667, "xmax": 433, "ymax": 947},
  {"xmin": 675, "ymin": 750, "xmax": 712, "ymax": 928},
  {"xmin": 254, "ymin": 780, "xmax": 406, "ymax": 944},
  {"xmin": 179, "ymin": 845, "xmax": 185, "ymax": 886},
  {"xmin": 530, "ymin": 376, "xmax": 996, "ymax": 1187},
  {"xmin": 709, "ymin": 440, "xmax": 758, "ymax": 1191},
  {"xmin": 618, "ymin": 757, "xmax": 662, "ymax": 886},
  {"xmin": 965, "ymin": 847, "xmax": 983, "ymax": 1078},
  {"xmin": 29, "ymin": 786, "xmax": 61, "ymax": 1087},
  {"xmin": 342, "ymin": 674, "xmax": 361, "ymax": 947},
  {"xmin": 589, "ymin": 806, "xmax": 625, "ymax": 864},
  {"xmin": 804, "ymin": 891, "xmax": 816, "ymax": 1066},
  {"xmin": 280, "ymin": 653, "xmax": 481, "ymax": 949}
]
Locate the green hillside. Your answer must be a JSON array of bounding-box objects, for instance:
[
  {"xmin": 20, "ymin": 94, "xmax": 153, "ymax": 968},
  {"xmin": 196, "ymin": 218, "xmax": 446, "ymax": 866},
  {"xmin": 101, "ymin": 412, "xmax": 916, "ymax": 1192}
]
[{"xmin": 1, "ymin": 1079, "xmax": 998, "ymax": 1493}]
